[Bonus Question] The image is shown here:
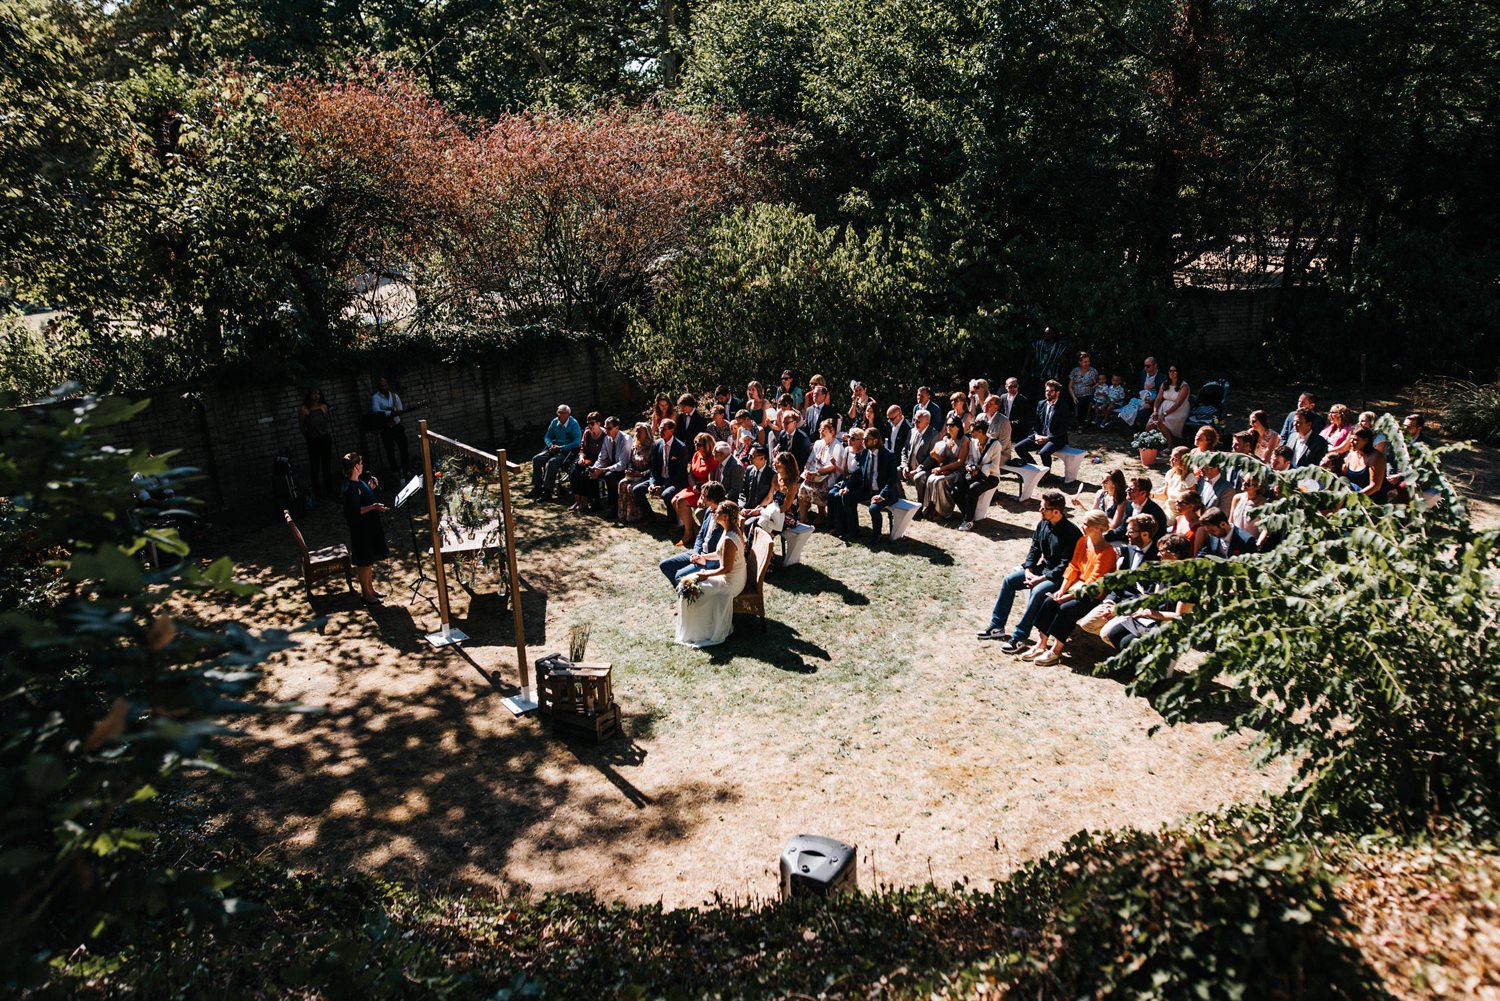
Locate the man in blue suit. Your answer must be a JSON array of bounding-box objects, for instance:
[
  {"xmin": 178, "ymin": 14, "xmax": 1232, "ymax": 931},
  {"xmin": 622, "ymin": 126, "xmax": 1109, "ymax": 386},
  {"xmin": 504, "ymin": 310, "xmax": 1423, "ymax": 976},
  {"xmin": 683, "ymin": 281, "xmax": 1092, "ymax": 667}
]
[
  {"xmin": 861, "ymin": 426, "xmax": 902, "ymax": 540},
  {"xmin": 826, "ymin": 428, "xmax": 870, "ymax": 541},
  {"xmin": 658, "ymin": 482, "xmax": 727, "ymax": 585},
  {"xmin": 632, "ymin": 418, "xmax": 690, "ymax": 526}
]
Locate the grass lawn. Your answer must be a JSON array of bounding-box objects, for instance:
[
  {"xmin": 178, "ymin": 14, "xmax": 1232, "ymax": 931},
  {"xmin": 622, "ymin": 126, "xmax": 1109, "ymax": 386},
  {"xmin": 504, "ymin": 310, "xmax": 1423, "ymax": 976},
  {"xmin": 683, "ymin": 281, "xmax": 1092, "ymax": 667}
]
[{"xmin": 182, "ymin": 421, "xmax": 1312, "ymax": 910}]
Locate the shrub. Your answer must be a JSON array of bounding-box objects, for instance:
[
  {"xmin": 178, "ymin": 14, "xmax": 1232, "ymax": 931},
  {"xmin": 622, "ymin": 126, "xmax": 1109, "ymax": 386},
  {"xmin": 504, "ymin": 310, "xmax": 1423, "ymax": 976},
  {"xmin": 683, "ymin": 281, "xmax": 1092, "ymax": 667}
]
[
  {"xmin": 0, "ymin": 387, "xmax": 298, "ymax": 986},
  {"xmin": 1095, "ymin": 423, "xmax": 1500, "ymax": 835},
  {"xmin": 1415, "ymin": 377, "xmax": 1500, "ymax": 445}
]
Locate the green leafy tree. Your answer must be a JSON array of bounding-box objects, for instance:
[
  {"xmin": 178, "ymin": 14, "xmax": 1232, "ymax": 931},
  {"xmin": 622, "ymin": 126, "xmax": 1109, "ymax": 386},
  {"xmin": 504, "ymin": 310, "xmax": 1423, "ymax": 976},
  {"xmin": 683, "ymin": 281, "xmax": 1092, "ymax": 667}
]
[
  {"xmin": 621, "ymin": 202, "xmax": 961, "ymax": 395},
  {"xmin": 0, "ymin": 388, "xmax": 300, "ymax": 985},
  {"xmin": 1097, "ymin": 421, "xmax": 1500, "ymax": 834}
]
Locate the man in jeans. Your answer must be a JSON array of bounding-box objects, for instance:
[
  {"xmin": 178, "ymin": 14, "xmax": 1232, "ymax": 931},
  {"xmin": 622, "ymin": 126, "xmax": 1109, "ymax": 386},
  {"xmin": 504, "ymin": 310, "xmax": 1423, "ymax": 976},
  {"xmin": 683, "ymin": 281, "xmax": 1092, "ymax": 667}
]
[{"xmin": 976, "ymin": 490, "xmax": 1082, "ymax": 653}]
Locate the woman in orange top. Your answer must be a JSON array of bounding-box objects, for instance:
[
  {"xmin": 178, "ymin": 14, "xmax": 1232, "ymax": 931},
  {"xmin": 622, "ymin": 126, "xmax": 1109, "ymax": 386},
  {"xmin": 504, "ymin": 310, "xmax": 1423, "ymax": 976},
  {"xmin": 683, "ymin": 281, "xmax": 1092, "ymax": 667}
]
[
  {"xmin": 1022, "ymin": 509, "xmax": 1119, "ymax": 666},
  {"xmin": 671, "ymin": 432, "xmax": 720, "ymax": 547}
]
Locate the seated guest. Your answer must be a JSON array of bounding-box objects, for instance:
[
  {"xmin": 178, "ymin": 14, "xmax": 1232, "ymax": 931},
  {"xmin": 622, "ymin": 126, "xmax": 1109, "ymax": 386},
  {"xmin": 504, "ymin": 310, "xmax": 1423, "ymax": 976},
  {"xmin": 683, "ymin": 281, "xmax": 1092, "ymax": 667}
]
[
  {"xmin": 846, "ymin": 381, "xmax": 872, "ymax": 427},
  {"xmin": 1101, "ymin": 532, "xmax": 1194, "ymax": 651},
  {"xmin": 1404, "ymin": 412, "xmax": 1428, "ymax": 445},
  {"xmin": 744, "ymin": 381, "xmax": 769, "ymax": 425},
  {"xmin": 732, "ymin": 410, "xmax": 762, "ymax": 459},
  {"xmin": 1356, "ymin": 411, "xmax": 1389, "ymax": 454},
  {"xmin": 707, "ymin": 404, "xmax": 734, "ymax": 444},
  {"xmin": 996, "ymin": 377, "xmax": 1029, "ymax": 440},
  {"xmin": 739, "ymin": 444, "xmax": 775, "ymax": 513},
  {"xmin": 617, "ymin": 423, "xmax": 655, "ymax": 523},
  {"xmin": 566, "ymin": 411, "xmax": 607, "ymax": 511},
  {"xmin": 802, "ymin": 384, "xmax": 840, "ymax": 437},
  {"xmin": 946, "ymin": 391, "xmax": 973, "ymax": 433},
  {"xmin": 1289, "ymin": 408, "xmax": 1329, "ymax": 468},
  {"xmin": 1074, "ymin": 467, "xmax": 1128, "ymax": 536},
  {"xmin": 714, "ymin": 384, "xmax": 744, "ymax": 418},
  {"xmin": 976, "ymin": 491, "xmax": 1082, "ymax": 653},
  {"xmin": 914, "ymin": 385, "xmax": 945, "ymax": 428},
  {"xmin": 886, "ymin": 405, "xmax": 911, "ymax": 462},
  {"xmin": 1319, "ymin": 452, "xmax": 1346, "ymax": 477},
  {"xmin": 799, "ymin": 418, "xmax": 844, "ymax": 521},
  {"xmin": 576, "ymin": 415, "xmax": 630, "ymax": 512},
  {"xmin": 1229, "ymin": 476, "xmax": 1270, "ymax": 552},
  {"xmin": 957, "ymin": 418, "xmax": 1007, "ymax": 531},
  {"xmin": 1199, "ymin": 509, "xmax": 1233, "ymax": 558},
  {"xmin": 1345, "ymin": 427, "xmax": 1388, "ymax": 501},
  {"xmin": 920, "ymin": 416, "xmax": 971, "ymax": 520},
  {"xmin": 901, "ymin": 409, "xmax": 940, "ymax": 497},
  {"xmin": 671, "ymin": 433, "xmax": 720, "ymax": 547},
  {"xmin": 969, "ymin": 378, "xmax": 992, "ymax": 415},
  {"xmin": 1387, "ymin": 414, "xmax": 1428, "ymax": 503},
  {"xmin": 1280, "ymin": 391, "xmax": 1325, "ymax": 442},
  {"xmin": 648, "ymin": 393, "xmax": 673, "ymax": 437},
  {"xmin": 860, "ymin": 426, "xmax": 902, "ymax": 539},
  {"xmin": 826, "ymin": 429, "xmax": 871, "ymax": 540},
  {"xmin": 1192, "ymin": 425, "xmax": 1219, "ymax": 458},
  {"xmin": 1092, "ymin": 371, "xmax": 1127, "ymax": 427},
  {"xmin": 632, "ymin": 417, "xmax": 689, "ymax": 524},
  {"xmin": 1080, "ymin": 514, "xmax": 1160, "ymax": 636},
  {"xmin": 747, "ymin": 452, "xmax": 803, "ymax": 536},
  {"xmin": 779, "ymin": 370, "xmax": 804, "ymax": 409},
  {"xmin": 1109, "ymin": 475, "xmax": 1167, "ymax": 543},
  {"xmin": 1322, "ymin": 403, "xmax": 1355, "ymax": 456},
  {"xmin": 1270, "ymin": 445, "xmax": 1294, "ymax": 472},
  {"xmin": 1146, "ymin": 365, "xmax": 1191, "ymax": 446},
  {"xmin": 1011, "ymin": 380, "xmax": 1070, "ymax": 469},
  {"xmin": 980, "ymin": 394, "xmax": 1015, "ymax": 465},
  {"xmin": 677, "ymin": 394, "xmax": 709, "ymax": 441},
  {"xmin": 529, "ymin": 403, "xmax": 582, "ymax": 499},
  {"xmin": 1249, "ymin": 409, "xmax": 1280, "ymax": 463},
  {"xmin": 773, "ymin": 410, "xmax": 813, "ymax": 469},
  {"xmin": 1162, "ymin": 445, "xmax": 1193, "ymax": 520},
  {"xmin": 1197, "ymin": 458, "xmax": 1233, "ymax": 514},
  {"xmin": 711, "ymin": 441, "xmax": 744, "ymax": 505},
  {"xmin": 1021, "ymin": 509, "xmax": 1119, "ymax": 664},
  {"xmin": 659, "ymin": 482, "xmax": 728, "ymax": 585},
  {"xmin": 1174, "ymin": 490, "xmax": 1212, "ymax": 557}
]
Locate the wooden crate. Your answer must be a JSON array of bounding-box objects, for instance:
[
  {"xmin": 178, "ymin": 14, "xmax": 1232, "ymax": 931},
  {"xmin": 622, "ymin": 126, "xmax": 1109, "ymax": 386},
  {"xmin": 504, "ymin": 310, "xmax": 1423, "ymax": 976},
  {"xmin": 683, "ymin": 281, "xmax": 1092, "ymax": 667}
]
[{"xmin": 535, "ymin": 656, "xmax": 619, "ymax": 742}]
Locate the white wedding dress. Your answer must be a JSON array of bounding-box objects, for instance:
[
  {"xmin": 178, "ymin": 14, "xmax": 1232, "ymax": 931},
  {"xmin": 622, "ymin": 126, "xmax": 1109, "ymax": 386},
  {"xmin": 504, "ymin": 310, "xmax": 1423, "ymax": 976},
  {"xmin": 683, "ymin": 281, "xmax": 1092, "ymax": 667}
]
[{"xmin": 675, "ymin": 530, "xmax": 747, "ymax": 648}]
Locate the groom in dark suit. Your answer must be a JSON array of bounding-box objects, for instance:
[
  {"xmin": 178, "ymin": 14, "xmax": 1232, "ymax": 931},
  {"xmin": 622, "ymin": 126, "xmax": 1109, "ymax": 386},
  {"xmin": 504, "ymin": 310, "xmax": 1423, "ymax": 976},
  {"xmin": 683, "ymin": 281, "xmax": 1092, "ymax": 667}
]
[
  {"xmin": 633, "ymin": 418, "xmax": 690, "ymax": 525},
  {"xmin": 861, "ymin": 426, "xmax": 902, "ymax": 539},
  {"xmin": 826, "ymin": 429, "xmax": 871, "ymax": 541},
  {"xmin": 658, "ymin": 482, "xmax": 727, "ymax": 585},
  {"xmin": 1011, "ymin": 379, "xmax": 1070, "ymax": 468}
]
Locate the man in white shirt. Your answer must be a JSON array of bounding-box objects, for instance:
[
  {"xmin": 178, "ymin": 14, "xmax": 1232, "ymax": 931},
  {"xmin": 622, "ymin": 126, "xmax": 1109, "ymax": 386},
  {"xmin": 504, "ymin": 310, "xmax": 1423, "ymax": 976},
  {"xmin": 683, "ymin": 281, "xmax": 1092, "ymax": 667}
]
[{"xmin": 370, "ymin": 376, "xmax": 409, "ymax": 476}]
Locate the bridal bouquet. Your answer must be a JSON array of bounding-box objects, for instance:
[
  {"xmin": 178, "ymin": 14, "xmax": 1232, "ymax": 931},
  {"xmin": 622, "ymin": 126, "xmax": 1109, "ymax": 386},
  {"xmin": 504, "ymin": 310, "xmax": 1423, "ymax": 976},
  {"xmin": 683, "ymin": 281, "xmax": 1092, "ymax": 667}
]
[{"xmin": 677, "ymin": 577, "xmax": 704, "ymax": 603}]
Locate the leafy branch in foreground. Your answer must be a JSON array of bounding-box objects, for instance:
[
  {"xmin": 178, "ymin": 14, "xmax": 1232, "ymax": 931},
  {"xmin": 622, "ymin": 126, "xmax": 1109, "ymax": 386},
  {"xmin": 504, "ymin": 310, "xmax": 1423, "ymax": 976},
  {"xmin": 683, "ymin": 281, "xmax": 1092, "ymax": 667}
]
[
  {"xmin": 0, "ymin": 387, "xmax": 305, "ymax": 986},
  {"xmin": 1095, "ymin": 415, "xmax": 1500, "ymax": 835}
]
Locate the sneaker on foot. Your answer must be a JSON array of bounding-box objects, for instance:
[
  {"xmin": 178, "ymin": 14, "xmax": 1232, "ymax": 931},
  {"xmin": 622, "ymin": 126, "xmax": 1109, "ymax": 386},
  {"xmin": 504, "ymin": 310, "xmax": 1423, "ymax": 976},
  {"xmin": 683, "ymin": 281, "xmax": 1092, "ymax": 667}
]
[
  {"xmin": 958, "ymin": 520, "xmax": 974, "ymax": 531},
  {"xmin": 997, "ymin": 637, "xmax": 1027, "ymax": 654},
  {"xmin": 977, "ymin": 626, "xmax": 1006, "ymax": 640}
]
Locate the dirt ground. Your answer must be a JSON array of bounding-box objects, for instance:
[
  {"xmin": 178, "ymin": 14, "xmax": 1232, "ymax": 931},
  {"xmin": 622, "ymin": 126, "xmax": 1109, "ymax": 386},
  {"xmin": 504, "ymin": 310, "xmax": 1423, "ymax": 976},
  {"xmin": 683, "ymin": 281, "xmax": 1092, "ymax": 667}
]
[{"xmin": 184, "ymin": 383, "xmax": 1497, "ymax": 909}]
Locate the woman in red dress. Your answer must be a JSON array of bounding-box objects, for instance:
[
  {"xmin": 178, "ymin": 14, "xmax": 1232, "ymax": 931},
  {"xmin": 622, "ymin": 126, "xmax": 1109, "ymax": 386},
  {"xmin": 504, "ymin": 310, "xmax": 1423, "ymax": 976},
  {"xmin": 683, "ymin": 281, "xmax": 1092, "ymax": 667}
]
[{"xmin": 671, "ymin": 432, "xmax": 720, "ymax": 547}]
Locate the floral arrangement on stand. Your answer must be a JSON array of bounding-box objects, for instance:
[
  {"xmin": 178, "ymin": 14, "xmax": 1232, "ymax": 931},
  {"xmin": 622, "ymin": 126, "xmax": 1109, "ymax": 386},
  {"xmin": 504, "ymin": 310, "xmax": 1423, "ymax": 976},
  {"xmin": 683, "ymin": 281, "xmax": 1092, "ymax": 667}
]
[{"xmin": 434, "ymin": 453, "xmax": 505, "ymax": 586}]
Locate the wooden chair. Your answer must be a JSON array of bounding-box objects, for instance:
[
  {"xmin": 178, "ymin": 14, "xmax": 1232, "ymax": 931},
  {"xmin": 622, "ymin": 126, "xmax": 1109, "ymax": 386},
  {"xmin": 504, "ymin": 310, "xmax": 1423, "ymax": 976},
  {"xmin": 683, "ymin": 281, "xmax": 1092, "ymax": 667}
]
[
  {"xmin": 733, "ymin": 527, "xmax": 774, "ymax": 631},
  {"xmin": 284, "ymin": 510, "xmax": 353, "ymax": 599}
]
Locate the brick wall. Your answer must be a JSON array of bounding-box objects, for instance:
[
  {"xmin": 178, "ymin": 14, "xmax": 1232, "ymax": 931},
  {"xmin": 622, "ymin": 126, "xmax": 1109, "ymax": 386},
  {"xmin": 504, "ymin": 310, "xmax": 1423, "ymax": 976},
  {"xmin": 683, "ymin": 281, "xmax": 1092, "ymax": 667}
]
[
  {"xmin": 1174, "ymin": 286, "xmax": 1280, "ymax": 357},
  {"xmin": 89, "ymin": 340, "xmax": 634, "ymax": 512}
]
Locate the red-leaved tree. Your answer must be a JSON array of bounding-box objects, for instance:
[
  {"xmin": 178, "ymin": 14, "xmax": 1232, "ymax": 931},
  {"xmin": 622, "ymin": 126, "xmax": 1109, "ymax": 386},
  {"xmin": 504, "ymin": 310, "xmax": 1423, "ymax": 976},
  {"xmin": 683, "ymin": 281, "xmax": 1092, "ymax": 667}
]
[{"xmin": 273, "ymin": 69, "xmax": 781, "ymax": 336}]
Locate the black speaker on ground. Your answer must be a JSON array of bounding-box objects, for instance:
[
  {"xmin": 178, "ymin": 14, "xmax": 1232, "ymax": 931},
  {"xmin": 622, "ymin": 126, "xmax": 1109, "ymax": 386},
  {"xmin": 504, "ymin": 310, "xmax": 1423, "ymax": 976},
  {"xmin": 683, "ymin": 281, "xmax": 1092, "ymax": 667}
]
[{"xmin": 779, "ymin": 834, "xmax": 857, "ymax": 899}]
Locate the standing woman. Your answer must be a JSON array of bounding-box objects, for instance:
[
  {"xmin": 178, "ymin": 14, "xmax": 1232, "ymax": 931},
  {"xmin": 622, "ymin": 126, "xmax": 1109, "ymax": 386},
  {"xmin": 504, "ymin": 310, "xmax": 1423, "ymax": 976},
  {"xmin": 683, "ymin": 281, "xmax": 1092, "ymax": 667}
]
[
  {"xmin": 1067, "ymin": 352, "xmax": 1100, "ymax": 427},
  {"xmin": 298, "ymin": 388, "xmax": 334, "ymax": 499},
  {"xmin": 1249, "ymin": 409, "xmax": 1280, "ymax": 464},
  {"xmin": 341, "ymin": 453, "xmax": 389, "ymax": 605},
  {"xmin": 1148, "ymin": 365, "xmax": 1191, "ymax": 446}
]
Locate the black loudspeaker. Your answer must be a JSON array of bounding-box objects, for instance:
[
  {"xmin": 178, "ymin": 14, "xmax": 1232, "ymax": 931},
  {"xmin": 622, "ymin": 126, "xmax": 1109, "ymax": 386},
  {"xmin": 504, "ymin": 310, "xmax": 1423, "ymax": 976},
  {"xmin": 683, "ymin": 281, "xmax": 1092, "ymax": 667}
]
[{"xmin": 779, "ymin": 834, "xmax": 857, "ymax": 899}]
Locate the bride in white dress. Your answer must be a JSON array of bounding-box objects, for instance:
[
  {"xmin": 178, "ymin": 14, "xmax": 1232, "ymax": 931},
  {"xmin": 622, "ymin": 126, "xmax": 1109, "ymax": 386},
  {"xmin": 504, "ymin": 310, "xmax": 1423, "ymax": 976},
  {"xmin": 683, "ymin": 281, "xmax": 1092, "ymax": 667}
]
[{"xmin": 676, "ymin": 502, "xmax": 748, "ymax": 648}]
